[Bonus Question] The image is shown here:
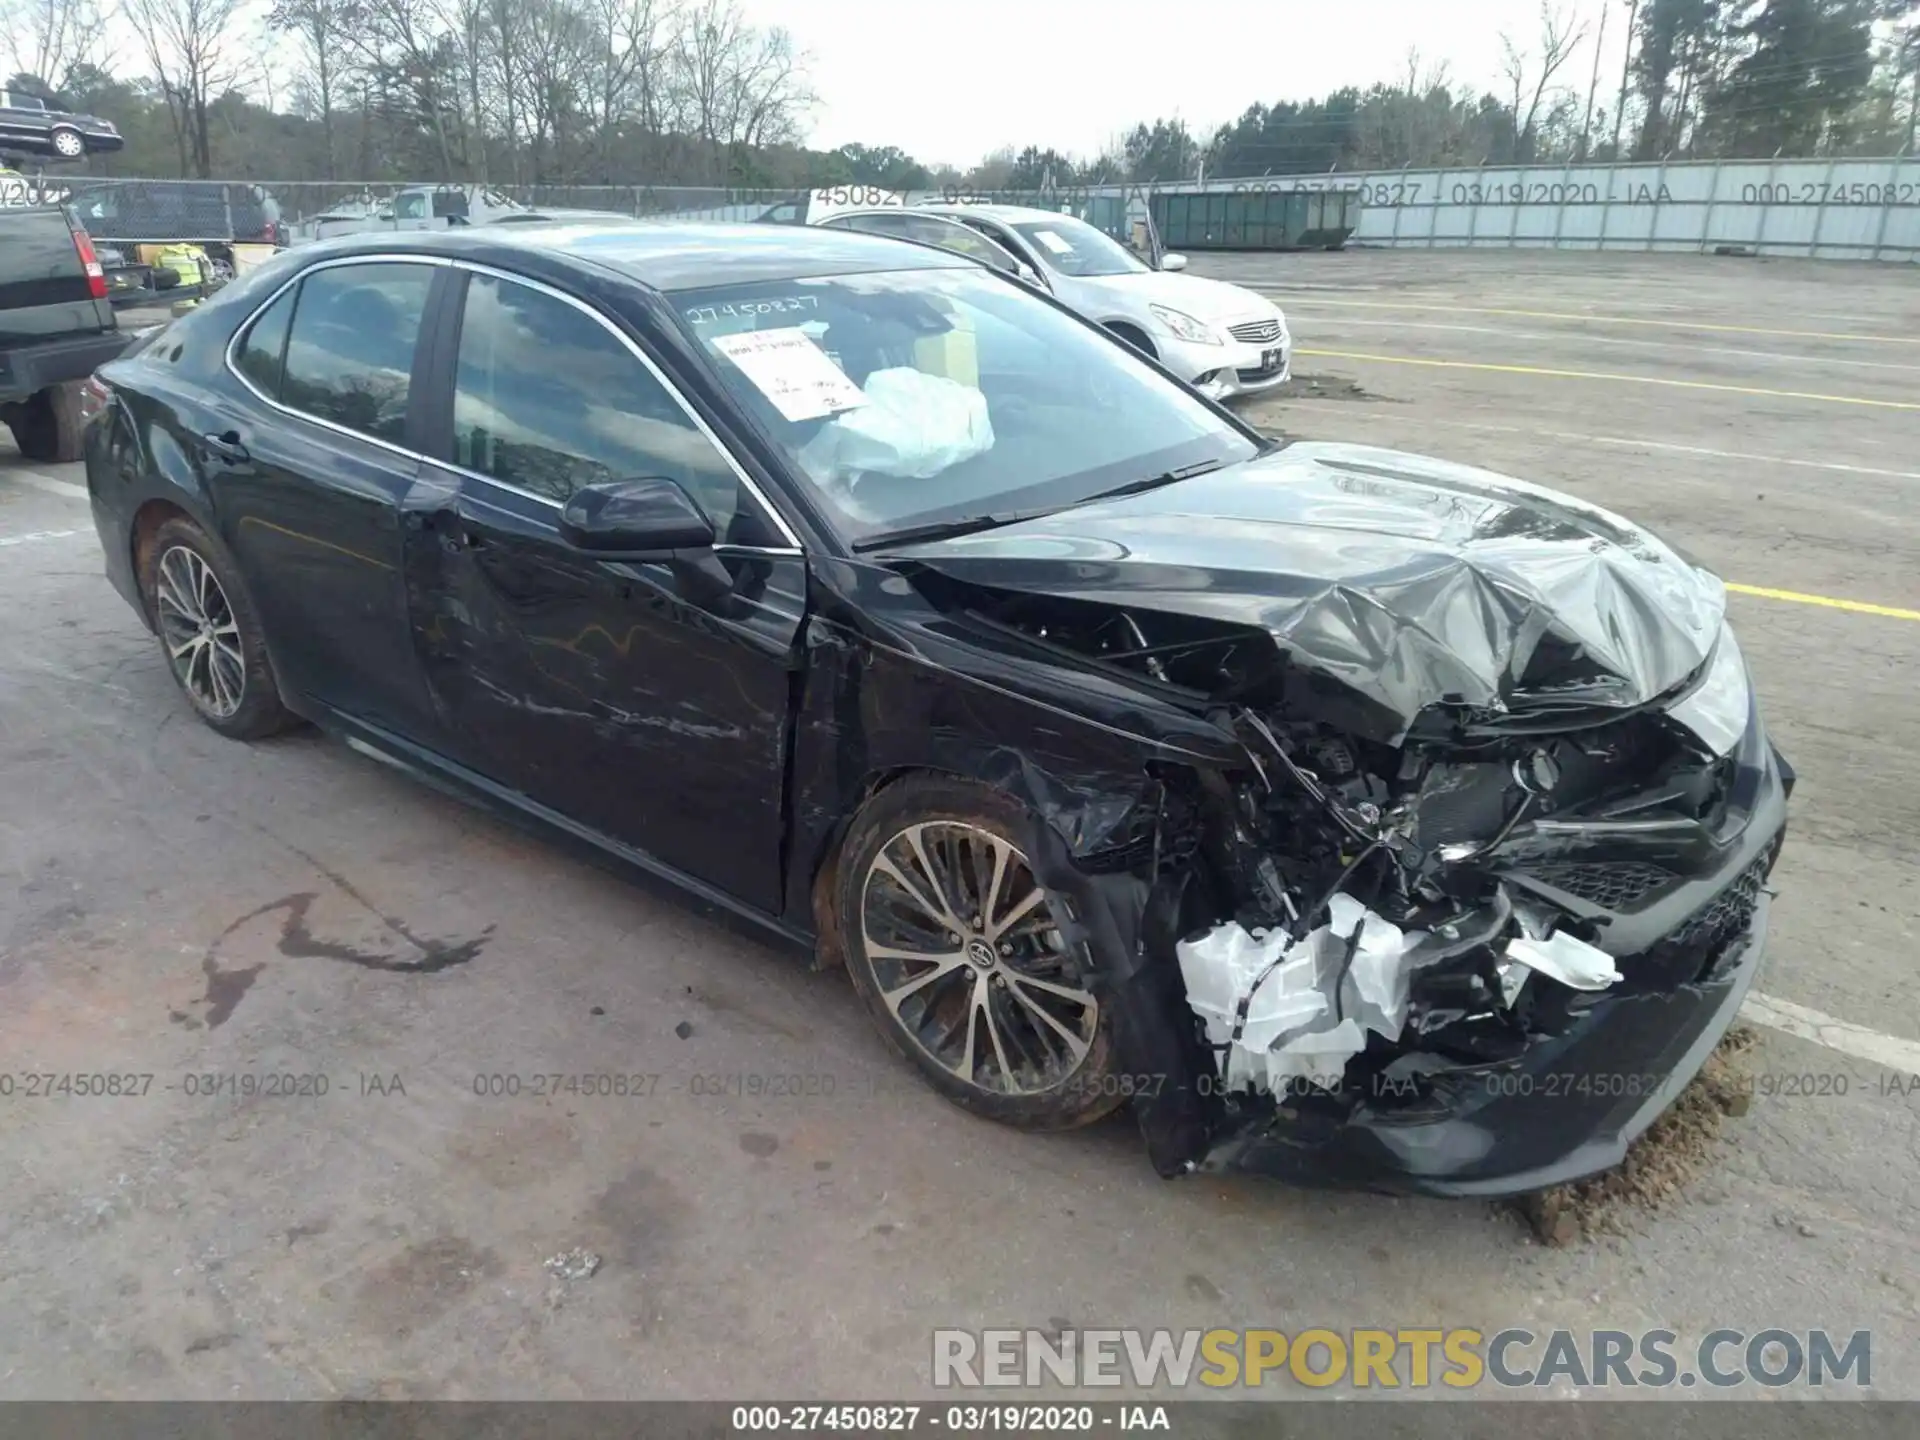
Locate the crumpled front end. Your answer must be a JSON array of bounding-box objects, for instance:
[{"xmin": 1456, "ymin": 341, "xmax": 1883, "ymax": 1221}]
[
  {"xmin": 944, "ymin": 576, "xmax": 1791, "ymax": 1196},
  {"xmin": 882, "ymin": 443, "xmax": 1794, "ymax": 1195},
  {"xmin": 1182, "ymin": 684, "xmax": 1790, "ymax": 1195}
]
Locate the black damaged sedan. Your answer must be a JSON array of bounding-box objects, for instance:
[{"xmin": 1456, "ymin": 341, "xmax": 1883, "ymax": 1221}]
[{"xmin": 81, "ymin": 222, "xmax": 1791, "ymax": 1196}]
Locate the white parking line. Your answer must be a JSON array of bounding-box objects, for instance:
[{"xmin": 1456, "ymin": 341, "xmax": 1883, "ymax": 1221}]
[
  {"xmin": 1281, "ymin": 314, "xmax": 1920, "ymax": 375},
  {"xmin": 0, "ymin": 528, "xmax": 87, "ymax": 548},
  {"xmin": 1, "ymin": 468, "xmax": 90, "ymax": 500},
  {"xmin": 1742, "ymin": 993, "xmax": 1920, "ymax": 1077},
  {"xmin": 1287, "ymin": 411, "xmax": 1920, "ymax": 486}
]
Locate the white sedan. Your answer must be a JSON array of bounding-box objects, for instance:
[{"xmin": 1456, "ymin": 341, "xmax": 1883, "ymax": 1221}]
[{"xmin": 810, "ymin": 202, "xmax": 1293, "ymax": 404}]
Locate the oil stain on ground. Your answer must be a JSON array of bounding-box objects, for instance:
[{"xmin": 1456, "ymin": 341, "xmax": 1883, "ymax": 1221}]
[{"xmin": 173, "ymin": 853, "xmax": 494, "ymax": 1028}]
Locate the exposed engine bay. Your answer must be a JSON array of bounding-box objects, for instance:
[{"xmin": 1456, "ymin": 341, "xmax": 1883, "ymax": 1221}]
[{"xmin": 963, "ymin": 583, "xmax": 1783, "ymax": 1161}]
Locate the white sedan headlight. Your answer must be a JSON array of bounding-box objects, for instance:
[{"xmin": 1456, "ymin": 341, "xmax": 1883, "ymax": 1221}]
[
  {"xmin": 1149, "ymin": 304, "xmax": 1222, "ymax": 346},
  {"xmin": 1668, "ymin": 622, "xmax": 1752, "ymax": 757}
]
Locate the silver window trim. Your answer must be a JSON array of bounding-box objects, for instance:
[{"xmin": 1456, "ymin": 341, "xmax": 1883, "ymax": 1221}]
[
  {"xmin": 222, "ymin": 251, "xmax": 805, "ymax": 555},
  {"xmin": 821, "ymin": 209, "xmax": 1027, "ymax": 275},
  {"xmin": 222, "ymin": 252, "xmax": 450, "ymax": 467}
]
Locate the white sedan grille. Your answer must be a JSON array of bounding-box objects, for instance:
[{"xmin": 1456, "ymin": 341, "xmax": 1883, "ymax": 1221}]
[{"xmin": 1227, "ymin": 318, "xmax": 1282, "ymax": 345}]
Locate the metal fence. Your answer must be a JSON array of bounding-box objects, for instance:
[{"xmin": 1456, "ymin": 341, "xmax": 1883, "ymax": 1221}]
[
  {"xmin": 1173, "ymin": 157, "xmax": 1920, "ymax": 263},
  {"xmin": 9, "ymin": 160, "xmax": 1918, "ymax": 261}
]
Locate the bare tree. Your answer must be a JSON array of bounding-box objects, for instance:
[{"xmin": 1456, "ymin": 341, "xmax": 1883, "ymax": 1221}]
[
  {"xmin": 356, "ymin": 0, "xmax": 461, "ymax": 179},
  {"xmin": 1500, "ymin": 2, "xmax": 1589, "ymax": 161},
  {"xmin": 269, "ymin": 0, "xmax": 359, "ymax": 179},
  {"xmin": 435, "ymin": 0, "xmax": 494, "ymax": 181},
  {"xmin": 3, "ymin": 0, "xmax": 110, "ymax": 91},
  {"xmin": 674, "ymin": 0, "xmax": 811, "ymax": 182},
  {"xmin": 514, "ymin": 0, "xmax": 596, "ymax": 183},
  {"xmin": 584, "ymin": 0, "xmax": 672, "ymax": 179},
  {"xmin": 121, "ymin": 0, "xmax": 255, "ymax": 176}
]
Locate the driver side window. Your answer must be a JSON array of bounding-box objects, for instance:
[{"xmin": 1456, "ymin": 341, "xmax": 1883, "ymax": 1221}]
[{"xmin": 449, "ymin": 272, "xmax": 783, "ymax": 545}]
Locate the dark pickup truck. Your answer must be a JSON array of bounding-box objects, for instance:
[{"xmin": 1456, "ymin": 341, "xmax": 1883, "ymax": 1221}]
[{"xmin": 1, "ymin": 204, "xmax": 129, "ymax": 462}]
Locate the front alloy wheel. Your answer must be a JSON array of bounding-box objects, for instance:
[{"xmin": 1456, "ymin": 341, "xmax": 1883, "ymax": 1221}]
[
  {"xmin": 50, "ymin": 128, "xmax": 84, "ymax": 158},
  {"xmin": 839, "ymin": 778, "xmax": 1124, "ymax": 1130}
]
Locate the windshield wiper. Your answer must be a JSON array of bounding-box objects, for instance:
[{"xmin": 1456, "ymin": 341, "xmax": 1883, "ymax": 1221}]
[
  {"xmin": 852, "ymin": 510, "xmax": 1045, "ymax": 552},
  {"xmin": 1079, "ymin": 457, "xmax": 1229, "ymax": 504},
  {"xmin": 852, "ymin": 456, "xmax": 1243, "ymax": 553}
]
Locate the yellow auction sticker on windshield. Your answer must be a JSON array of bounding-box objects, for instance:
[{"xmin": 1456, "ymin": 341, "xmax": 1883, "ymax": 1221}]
[{"xmin": 710, "ymin": 326, "xmax": 868, "ymax": 423}]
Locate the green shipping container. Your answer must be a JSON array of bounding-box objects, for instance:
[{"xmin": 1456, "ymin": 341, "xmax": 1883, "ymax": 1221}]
[{"xmin": 1151, "ymin": 188, "xmax": 1360, "ymax": 251}]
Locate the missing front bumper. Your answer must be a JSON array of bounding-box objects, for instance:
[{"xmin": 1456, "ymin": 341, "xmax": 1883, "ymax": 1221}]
[
  {"xmin": 1167, "ymin": 720, "xmax": 1791, "ymax": 1197},
  {"xmin": 1198, "ymin": 891, "xmax": 1770, "ymax": 1196}
]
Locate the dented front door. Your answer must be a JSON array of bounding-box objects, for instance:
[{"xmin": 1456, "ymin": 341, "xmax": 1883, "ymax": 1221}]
[
  {"xmin": 407, "ymin": 474, "xmax": 805, "ymax": 913},
  {"xmin": 403, "ymin": 266, "xmax": 807, "ymax": 914}
]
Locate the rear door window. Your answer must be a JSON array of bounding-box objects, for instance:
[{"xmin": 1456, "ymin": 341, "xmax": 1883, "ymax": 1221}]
[{"xmin": 278, "ymin": 262, "xmax": 435, "ymax": 444}]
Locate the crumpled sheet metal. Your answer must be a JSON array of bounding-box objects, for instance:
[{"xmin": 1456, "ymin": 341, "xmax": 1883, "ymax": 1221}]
[
  {"xmin": 1179, "ymin": 893, "xmax": 1631, "ymax": 1097},
  {"xmin": 1177, "ymin": 895, "xmax": 1432, "ymax": 1096},
  {"xmin": 893, "ymin": 441, "xmax": 1728, "ymax": 742}
]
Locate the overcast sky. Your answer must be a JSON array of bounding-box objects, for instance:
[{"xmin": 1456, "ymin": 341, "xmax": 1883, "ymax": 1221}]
[{"xmin": 741, "ymin": 0, "xmax": 1627, "ymax": 168}]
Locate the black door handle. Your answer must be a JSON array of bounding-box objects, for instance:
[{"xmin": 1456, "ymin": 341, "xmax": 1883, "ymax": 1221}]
[{"xmin": 202, "ymin": 430, "xmax": 250, "ymax": 465}]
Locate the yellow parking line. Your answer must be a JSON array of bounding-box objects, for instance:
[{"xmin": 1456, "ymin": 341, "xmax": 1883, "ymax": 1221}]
[
  {"xmin": 1294, "ymin": 347, "xmax": 1920, "ymax": 411},
  {"xmin": 1725, "ymin": 583, "xmax": 1920, "ymax": 622},
  {"xmin": 1272, "ymin": 297, "xmax": 1920, "ymax": 346}
]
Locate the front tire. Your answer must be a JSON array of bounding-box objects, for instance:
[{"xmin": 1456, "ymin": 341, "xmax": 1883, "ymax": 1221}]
[
  {"xmin": 49, "ymin": 127, "xmax": 85, "ymax": 158},
  {"xmin": 836, "ymin": 776, "xmax": 1124, "ymax": 1131},
  {"xmin": 139, "ymin": 517, "xmax": 297, "ymax": 740}
]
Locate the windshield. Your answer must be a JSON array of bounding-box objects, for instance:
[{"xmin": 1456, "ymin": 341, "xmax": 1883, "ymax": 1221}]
[
  {"xmin": 1009, "ymin": 214, "xmax": 1150, "ymax": 277},
  {"xmin": 672, "ymin": 267, "xmax": 1257, "ymax": 545}
]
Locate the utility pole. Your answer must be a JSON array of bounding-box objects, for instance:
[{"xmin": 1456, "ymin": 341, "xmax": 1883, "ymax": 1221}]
[
  {"xmin": 1581, "ymin": 0, "xmax": 1611, "ymax": 158},
  {"xmin": 1612, "ymin": 0, "xmax": 1641, "ymax": 159}
]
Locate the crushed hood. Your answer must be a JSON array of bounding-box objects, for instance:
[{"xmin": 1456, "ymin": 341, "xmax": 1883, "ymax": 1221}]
[{"xmin": 892, "ymin": 440, "xmax": 1727, "ymax": 741}]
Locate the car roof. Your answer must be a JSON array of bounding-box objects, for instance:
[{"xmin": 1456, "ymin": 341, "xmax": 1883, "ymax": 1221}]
[
  {"xmin": 289, "ymin": 220, "xmax": 979, "ymax": 292},
  {"xmin": 914, "ymin": 203, "xmax": 1089, "ymax": 224}
]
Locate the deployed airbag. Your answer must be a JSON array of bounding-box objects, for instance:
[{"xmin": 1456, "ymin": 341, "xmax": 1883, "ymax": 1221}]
[{"xmin": 797, "ymin": 367, "xmax": 994, "ymax": 495}]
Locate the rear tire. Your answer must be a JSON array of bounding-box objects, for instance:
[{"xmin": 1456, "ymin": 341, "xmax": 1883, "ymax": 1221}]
[
  {"xmin": 835, "ymin": 775, "xmax": 1125, "ymax": 1132},
  {"xmin": 138, "ymin": 516, "xmax": 298, "ymax": 740},
  {"xmin": 10, "ymin": 382, "xmax": 87, "ymax": 463}
]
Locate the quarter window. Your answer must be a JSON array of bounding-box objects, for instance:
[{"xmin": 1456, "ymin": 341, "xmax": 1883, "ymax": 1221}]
[
  {"xmin": 450, "ymin": 272, "xmax": 772, "ymax": 541},
  {"xmin": 278, "ymin": 262, "xmax": 433, "ymax": 444},
  {"xmin": 233, "ymin": 287, "xmax": 295, "ymax": 398}
]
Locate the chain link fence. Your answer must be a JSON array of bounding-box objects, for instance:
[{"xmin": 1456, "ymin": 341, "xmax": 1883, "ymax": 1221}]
[{"xmin": 0, "ymin": 173, "xmax": 1350, "ymax": 251}]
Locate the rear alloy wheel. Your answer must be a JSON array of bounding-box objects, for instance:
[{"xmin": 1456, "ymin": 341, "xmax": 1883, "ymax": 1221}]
[
  {"xmin": 140, "ymin": 517, "xmax": 297, "ymax": 740},
  {"xmin": 839, "ymin": 778, "xmax": 1123, "ymax": 1130},
  {"xmin": 49, "ymin": 127, "xmax": 85, "ymax": 158}
]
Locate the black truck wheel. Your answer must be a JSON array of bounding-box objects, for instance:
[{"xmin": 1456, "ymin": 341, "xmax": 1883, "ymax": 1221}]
[{"xmin": 8, "ymin": 381, "xmax": 87, "ymax": 463}]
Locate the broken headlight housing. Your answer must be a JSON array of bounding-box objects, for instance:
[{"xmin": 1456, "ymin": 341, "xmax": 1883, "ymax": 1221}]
[{"xmin": 1665, "ymin": 622, "xmax": 1752, "ymax": 759}]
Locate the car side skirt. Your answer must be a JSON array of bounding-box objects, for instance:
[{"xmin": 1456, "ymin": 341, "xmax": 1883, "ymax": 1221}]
[{"xmin": 309, "ymin": 707, "xmax": 816, "ymax": 958}]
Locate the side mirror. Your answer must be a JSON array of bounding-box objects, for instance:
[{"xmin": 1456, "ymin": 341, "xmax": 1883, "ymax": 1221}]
[
  {"xmin": 560, "ymin": 476, "xmax": 716, "ymax": 556},
  {"xmin": 1015, "ymin": 262, "xmax": 1044, "ymax": 286},
  {"xmin": 1160, "ymin": 252, "xmax": 1188, "ymax": 272}
]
